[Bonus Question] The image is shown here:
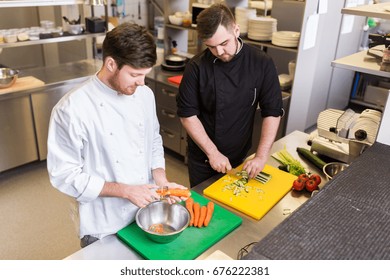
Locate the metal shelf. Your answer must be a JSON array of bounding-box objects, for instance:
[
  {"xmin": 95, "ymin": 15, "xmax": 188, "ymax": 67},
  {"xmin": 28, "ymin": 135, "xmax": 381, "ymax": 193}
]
[
  {"xmin": 332, "ymin": 50, "xmax": 390, "ymax": 78},
  {"xmin": 341, "ymin": 2, "xmax": 390, "ymax": 20},
  {"xmin": 165, "ymin": 24, "xmax": 298, "ymax": 54},
  {"xmin": 0, "ymin": 0, "xmax": 85, "ymax": 8},
  {"xmin": 0, "ymin": 32, "xmax": 105, "ymax": 49},
  {"xmin": 350, "ymin": 99, "xmax": 385, "ymax": 111}
]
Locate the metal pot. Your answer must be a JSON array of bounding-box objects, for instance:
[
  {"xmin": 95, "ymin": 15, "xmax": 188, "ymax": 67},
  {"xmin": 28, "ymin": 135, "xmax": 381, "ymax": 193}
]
[
  {"xmin": 0, "ymin": 68, "xmax": 19, "ymax": 89},
  {"xmin": 165, "ymin": 54, "xmax": 186, "ymax": 66}
]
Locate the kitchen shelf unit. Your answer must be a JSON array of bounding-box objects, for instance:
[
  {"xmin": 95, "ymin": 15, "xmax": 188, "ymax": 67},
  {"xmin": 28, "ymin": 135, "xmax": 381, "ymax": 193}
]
[
  {"xmin": 331, "ymin": 2, "xmax": 390, "ymax": 111},
  {"xmin": 0, "ymin": 0, "xmax": 86, "ymax": 8},
  {"xmin": 0, "ymin": 0, "xmax": 107, "ymax": 65},
  {"xmin": 165, "ymin": 23, "xmax": 298, "ymax": 54},
  {"xmin": 332, "ymin": 50, "xmax": 390, "ymax": 78},
  {"xmin": 0, "ymin": 0, "xmax": 106, "ymax": 172},
  {"xmin": 0, "ymin": 32, "xmax": 105, "ymax": 49},
  {"xmin": 341, "ymin": 2, "xmax": 390, "ymax": 19},
  {"xmin": 340, "ymin": 1, "xmax": 390, "ymax": 148}
]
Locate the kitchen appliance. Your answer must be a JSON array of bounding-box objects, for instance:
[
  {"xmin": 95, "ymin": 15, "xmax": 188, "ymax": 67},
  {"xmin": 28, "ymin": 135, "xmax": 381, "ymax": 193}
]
[
  {"xmin": 191, "ymin": 2, "xmax": 211, "ymax": 27},
  {"xmin": 310, "ymin": 108, "xmax": 382, "ymax": 163},
  {"xmin": 117, "ymin": 191, "xmax": 242, "ymax": 260},
  {"xmin": 85, "ymin": 17, "xmax": 106, "ymax": 33},
  {"xmin": 203, "ymin": 164, "xmax": 297, "ymax": 220}
]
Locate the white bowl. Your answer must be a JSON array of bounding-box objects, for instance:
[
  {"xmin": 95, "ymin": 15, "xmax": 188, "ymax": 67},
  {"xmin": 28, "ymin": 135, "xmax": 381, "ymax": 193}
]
[
  {"xmin": 67, "ymin": 24, "xmax": 84, "ymax": 35},
  {"xmin": 169, "ymin": 15, "xmax": 183, "ymax": 26}
]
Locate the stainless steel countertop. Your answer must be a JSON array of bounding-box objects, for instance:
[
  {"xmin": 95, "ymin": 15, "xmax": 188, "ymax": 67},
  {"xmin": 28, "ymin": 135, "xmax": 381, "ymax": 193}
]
[
  {"xmin": 65, "ymin": 130, "xmax": 325, "ymax": 260},
  {"xmin": 0, "ymin": 59, "xmax": 103, "ymax": 101},
  {"xmin": 0, "ymin": 60, "xmax": 181, "ymax": 102}
]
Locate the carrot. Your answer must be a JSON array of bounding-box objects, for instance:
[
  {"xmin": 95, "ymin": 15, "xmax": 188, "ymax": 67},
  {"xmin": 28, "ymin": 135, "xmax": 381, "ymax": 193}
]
[
  {"xmin": 156, "ymin": 188, "xmax": 191, "ymax": 198},
  {"xmin": 193, "ymin": 202, "xmax": 200, "ymax": 227},
  {"xmin": 185, "ymin": 197, "xmax": 194, "ymax": 226},
  {"xmin": 203, "ymin": 201, "xmax": 215, "ymax": 227},
  {"xmin": 198, "ymin": 206, "xmax": 207, "ymax": 228}
]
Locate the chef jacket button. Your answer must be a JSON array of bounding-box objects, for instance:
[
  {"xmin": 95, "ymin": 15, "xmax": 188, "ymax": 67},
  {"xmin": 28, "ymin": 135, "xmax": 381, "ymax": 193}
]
[
  {"xmin": 139, "ymin": 123, "xmax": 143, "ymax": 127},
  {"xmin": 110, "ymin": 132, "xmax": 113, "ymax": 136},
  {"xmin": 139, "ymin": 150, "xmax": 143, "ymax": 154},
  {"xmin": 100, "ymin": 103, "xmax": 103, "ymax": 107},
  {"xmin": 116, "ymin": 160, "xmax": 119, "ymax": 164},
  {"xmin": 141, "ymin": 176, "xmax": 144, "ymax": 180}
]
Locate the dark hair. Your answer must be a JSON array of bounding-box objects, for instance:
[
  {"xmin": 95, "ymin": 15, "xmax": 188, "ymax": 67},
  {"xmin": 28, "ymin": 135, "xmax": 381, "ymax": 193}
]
[
  {"xmin": 102, "ymin": 22, "xmax": 156, "ymax": 69},
  {"xmin": 196, "ymin": 3, "xmax": 236, "ymax": 40}
]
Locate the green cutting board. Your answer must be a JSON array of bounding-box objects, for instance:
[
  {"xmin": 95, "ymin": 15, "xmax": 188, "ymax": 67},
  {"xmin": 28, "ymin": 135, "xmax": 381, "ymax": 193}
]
[{"xmin": 117, "ymin": 191, "xmax": 242, "ymax": 260}]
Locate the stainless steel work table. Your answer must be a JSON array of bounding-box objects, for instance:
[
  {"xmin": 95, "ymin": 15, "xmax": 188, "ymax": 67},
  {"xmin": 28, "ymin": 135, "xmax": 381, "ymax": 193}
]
[{"xmin": 65, "ymin": 130, "xmax": 322, "ymax": 260}]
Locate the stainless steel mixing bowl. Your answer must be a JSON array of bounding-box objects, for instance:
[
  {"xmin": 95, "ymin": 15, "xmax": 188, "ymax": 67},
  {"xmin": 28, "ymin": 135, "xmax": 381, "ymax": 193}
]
[
  {"xmin": 135, "ymin": 200, "xmax": 190, "ymax": 243},
  {"xmin": 323, "ymin": 162, "xmax": 349, "ymax": 181},
  {"xmin": 0, "ymin": 68, "xmax": 19, "ymax": 89}
]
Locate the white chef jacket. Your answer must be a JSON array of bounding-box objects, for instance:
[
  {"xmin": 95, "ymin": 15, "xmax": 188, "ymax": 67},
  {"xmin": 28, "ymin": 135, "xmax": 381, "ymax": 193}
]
[{"xmin": 47, "ymin": 74, "xmax": 165, "ymax": 239}]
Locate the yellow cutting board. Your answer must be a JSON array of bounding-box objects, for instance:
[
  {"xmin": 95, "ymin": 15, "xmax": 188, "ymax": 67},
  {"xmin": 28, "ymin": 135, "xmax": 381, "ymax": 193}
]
[
  {"xmin": 0, "ymin": 76, "xmax": 45, "ymax": 95},
  {"xmin": 203, "ymin": 164, "xmax": 297, "ymax": 220}
]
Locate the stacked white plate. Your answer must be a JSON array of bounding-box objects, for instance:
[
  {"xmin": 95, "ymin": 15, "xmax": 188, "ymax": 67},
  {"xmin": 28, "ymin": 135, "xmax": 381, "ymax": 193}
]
[
  {"xmin": 247, "ymin": 16, "xmax": 277, "ymax": 41},
  {"xmin": 235, "ymin": 6, "xmax": 257, "ymax": 35},
  {"xmin": 272, "ymin": 31, "xmax": 300, "ymax": 47},
  {"xmin": 249, "ymin": 0, "xmax": 273, "ymax": 11}
]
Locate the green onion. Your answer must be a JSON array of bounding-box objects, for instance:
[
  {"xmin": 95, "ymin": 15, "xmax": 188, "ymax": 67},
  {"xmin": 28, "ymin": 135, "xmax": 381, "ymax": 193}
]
[{"xmin": 271, "ymin": 147, "xmax": 306, "ymax": 176}]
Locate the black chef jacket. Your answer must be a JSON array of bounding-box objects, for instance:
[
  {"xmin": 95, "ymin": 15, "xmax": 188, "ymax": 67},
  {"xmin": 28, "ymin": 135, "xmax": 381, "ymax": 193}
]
[{"xmin": 177, "ymin": 42, "xmax": 283, "ymax": 165}]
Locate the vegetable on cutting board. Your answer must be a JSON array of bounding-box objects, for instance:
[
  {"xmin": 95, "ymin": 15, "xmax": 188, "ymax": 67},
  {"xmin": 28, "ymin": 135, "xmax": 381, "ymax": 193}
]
[
  {"xmin": 185, "ymin": 197, "xmax": 195, "ymax": 226},
  {"xmin": 296, "ymin": 147, "xmax": 327, "ymax": 170},
  {"xmin": 186, "ymin": 200, "xmax": 215, "ymax": 228},
  {"xmin": 271, "ymin": 147, "xmax": 307, "ymax": 176},
  {"xmin": 198, "ymin": 206, "xmax": 207, "ymax": 228},
  {"xmin": 203, "ymin": 201, "xmax": 214, "ymax": 227},
  {"xmin": 193, "ymin": 202, "xmax": 200, "ymax": 227}
]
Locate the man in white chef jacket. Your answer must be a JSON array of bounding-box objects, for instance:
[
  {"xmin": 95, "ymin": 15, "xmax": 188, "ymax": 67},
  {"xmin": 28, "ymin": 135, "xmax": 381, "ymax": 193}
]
[{"xmin": 47, "ymin": 23, "xmax": 186, "ymax": 248}]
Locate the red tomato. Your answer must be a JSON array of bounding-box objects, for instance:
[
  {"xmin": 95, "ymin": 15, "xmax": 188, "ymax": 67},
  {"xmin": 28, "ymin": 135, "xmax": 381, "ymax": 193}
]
[
  {"xmin": 292, "ymin": 178, "xmax": 305, "ymax": 191},
  {"xmin": 305, "ymin": 179, "xmax": 318, "ymax": 192},
  {"xmin": 310, "ymin": 174, "xmax": 322, "ymax": 185},
  {"xmin": 298, "ymin": 173, "xmax": 310, "ymax": 182}
]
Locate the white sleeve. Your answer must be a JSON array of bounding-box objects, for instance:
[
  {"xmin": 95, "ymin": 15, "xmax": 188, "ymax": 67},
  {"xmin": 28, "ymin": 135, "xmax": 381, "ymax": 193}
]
[{"xmin": 46, "ymin": 102, "xmax": 105, "ymax": 203}]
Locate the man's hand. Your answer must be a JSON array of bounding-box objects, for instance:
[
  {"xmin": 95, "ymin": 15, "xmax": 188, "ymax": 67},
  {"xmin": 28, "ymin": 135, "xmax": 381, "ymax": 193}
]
[
  {"xmin": 161, "ymin": 182, "xmax": 189, "ymax": 204},
  {"xmin": 120, "ymin": 184, "xmax": 160, "ymax": 208},
  {"xmin": 208, "ymin": 150, "xmax": 232, "ymax": 174},
  {"xmin": 243, "ymin": 156, "xmax": 267, "ymax": 179}
]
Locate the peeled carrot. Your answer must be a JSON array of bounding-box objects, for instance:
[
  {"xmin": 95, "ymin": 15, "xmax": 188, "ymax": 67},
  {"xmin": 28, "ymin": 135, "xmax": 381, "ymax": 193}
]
[
  {"xmin": 185, "ymin": 197, "xmax": 194, "ymax": 226},
  {"xmin": 156, "ymin": 188, "xmax": 191, "ymax": 198},
  {"xmin": 193, "ymin": 202, "xmax": 200, "ymax": 227},
  {"xmin": 198, "ymin": 206, "xmax": 207, "ymax": 228},
  {"xmin": 203, "ymin": 201, "xmax": 215, "ymax": 227}
]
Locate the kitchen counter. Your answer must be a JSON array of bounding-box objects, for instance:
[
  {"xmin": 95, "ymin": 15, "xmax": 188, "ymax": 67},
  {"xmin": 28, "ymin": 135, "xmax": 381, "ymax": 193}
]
[
  {"xmin": 0, "ymin": 59, "xmax": 103, "ymax": 101},
  {"xmin": 65, "ymin": 130, "xmax": 322, "ymax": 260},
  {"xmin": 0, "ymin": 60, "xmax": 182, "ymax": 101},
  {"xmin": 243, "ymin": 140, "xmax": 390, "ymax": 260}
]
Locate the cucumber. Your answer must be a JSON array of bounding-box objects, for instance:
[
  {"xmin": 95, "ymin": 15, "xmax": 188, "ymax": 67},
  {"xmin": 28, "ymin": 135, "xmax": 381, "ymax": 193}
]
[{"xmin": 296, "ymin": 147, "xmax": 327, "ymax": 170}]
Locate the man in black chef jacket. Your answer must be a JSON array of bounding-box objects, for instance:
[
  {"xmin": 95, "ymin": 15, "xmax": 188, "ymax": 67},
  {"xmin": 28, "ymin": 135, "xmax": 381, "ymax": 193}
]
[{"xmin": 177, "ymin": 3, "xmax": 284, "ymax": 187}]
